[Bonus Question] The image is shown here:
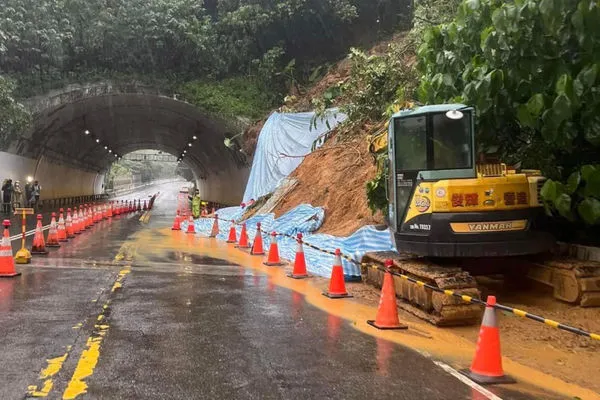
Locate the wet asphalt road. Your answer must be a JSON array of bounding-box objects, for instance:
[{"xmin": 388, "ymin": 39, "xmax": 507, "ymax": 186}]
[{"xmin": 0, "ymin": 183, "xmax": 566, "ymax": 400}]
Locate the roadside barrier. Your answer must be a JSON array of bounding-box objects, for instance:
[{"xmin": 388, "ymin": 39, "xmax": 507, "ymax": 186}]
[
  {"xmin": 202, "ymin": 213, "xmax": 600, "ymax": 344},
  {"xmin": 6, "ymin": 195, "xmax": 157, "ymax": 267}
]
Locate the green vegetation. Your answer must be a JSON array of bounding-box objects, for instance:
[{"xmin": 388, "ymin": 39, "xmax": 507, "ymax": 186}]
[
  {"xmin": 417, "ymin": 0, "xmax": 600, "ymax": 180},
  {"xmin": 179, "ymin": 78, "xmax": 273, "ymax": 120},
  {"xmin": 0, "ymin": 76, "xmax": 30, "ymax": 147},
  {"xmin": 0, "ymin": 0, "xmax": 410, "ymax": 126}
]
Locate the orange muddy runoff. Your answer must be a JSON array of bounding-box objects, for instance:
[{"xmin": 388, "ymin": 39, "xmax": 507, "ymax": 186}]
[{"xmin": 128, "ymin": 227, "xmax": 600, "ymax": 400}]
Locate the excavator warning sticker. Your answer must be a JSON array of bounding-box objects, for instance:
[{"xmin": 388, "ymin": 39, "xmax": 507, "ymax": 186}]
[
  {"xmin": 414, "ymin": 195, "xmax": 430, "ymax": 212},
  {"xmin": 450, "ymin": 220, "xmax": 527, "ymax": 233}
]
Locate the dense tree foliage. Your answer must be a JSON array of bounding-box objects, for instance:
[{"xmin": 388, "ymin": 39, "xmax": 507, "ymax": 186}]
[
  {"xmin": 417, "ymin": 0, "xmax": 600, "ymax": 228},
  {"xmin": 0, "ymin": 0, "xmax": 410, "ymax": 98},
  {"xmin": 418, "ymin": 0, "xmax": 600, "ymax": 178}
]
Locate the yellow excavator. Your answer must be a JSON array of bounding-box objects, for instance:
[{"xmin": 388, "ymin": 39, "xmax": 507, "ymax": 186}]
[{"xmin": 361, "ymin": 103, "xmax": 579, "ymax": 326}]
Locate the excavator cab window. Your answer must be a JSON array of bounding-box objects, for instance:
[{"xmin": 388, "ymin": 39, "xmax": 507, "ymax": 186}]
[{"xmin": 390, "ymin": 107, "xmax": 475, "ymax": 229}]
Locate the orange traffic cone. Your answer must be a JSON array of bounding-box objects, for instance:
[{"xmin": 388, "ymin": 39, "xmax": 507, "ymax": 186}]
[
  {"xmin": 46, "ymin": 213, "xmax": 61, "ymax": 248},
  {"xmin": 107, "ymin": 202, "xmax": 113, "ymax": 218},
  {"xmin": 94, "ymin": 204, "xmax": 101, "ymax": 223},
  {"xmin": 226, "ymin": 221, "xmax": 237, "ymax": 243},
  {"xmin": 0, "ymin": 220, "xmax": 20, "ymax": 277},
  {"xmin": 82, "ymin": 205, "xmax": 89, "ymax": 229},
  {"xmin": 79, "ymin": 206, "xmax": 85, "ymax": 231},
  {"xmin": 186, "ymin": 215, "xmax": 195, "ymax": 234},
  {"xmin": 263, "ymin": 232, "xmax": 283, "ymax": 266},
  {"xmin": 31, "ymin": 215, "xmax": 49, "ymax": 255},
  {"xmin": 172, "ymin": 211, "xmax": 181, "ymax": 231},
  {"xmin": 236, "ymin": 223, "xmax": 250, "ymax": 249},
  {"xmin": 367, "ymin": 260, "xmax": 407, "ymax": 330},
  {"xmin": 323, "ymin": 249, "xmax": 352, "ymax": 298},
  {"xmin": 66, "ymin": 208, "xmax": 75, "ymax": 238},
  {"xmin": 57, "ymin": 208, "xmax": 68, "ymax": 242},
  {"xmin": 72, "ymin": 208, "xmax": 80, "ymax": 234},
  {"xmin": 250, "ymin": 223, "xmax": 264, "ymax": 256},
  {"xmin": 209, "ymin": 214, "xmax": 219, "ymax": 238},
  {"xmin": 102, "ymin": 203, "xmax": 107, "ymax": 219},
  {"xmin": 461, "ymin": 296, "xmax": 515, "ymax": 384},
  {"xmin": 288, "ymin": 233, "xmax": 309, "ymax": 279},
  {"xmin": 114, "ymin": 201, "xmax": 120, "ymax": 216}
]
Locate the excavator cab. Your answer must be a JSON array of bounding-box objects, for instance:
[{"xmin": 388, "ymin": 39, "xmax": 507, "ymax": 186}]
[{"xmin": 386, "ymin": 104, "xmax": 554, "ymax": 257}]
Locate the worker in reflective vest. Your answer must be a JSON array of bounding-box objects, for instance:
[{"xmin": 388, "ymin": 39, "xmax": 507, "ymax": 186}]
[{"xmin": 188, "ymin": 189, "xmax": 201, "ymax": 219}]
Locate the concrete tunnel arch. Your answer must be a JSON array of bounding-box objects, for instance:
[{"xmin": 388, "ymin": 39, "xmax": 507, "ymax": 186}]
[{"xmin": 4, "ymin": 82, "xmax": 251, "ymax": 205}]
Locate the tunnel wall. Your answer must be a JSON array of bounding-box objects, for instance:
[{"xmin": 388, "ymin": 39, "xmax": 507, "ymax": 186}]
[
  {"xmin": 0, "ymin": 151, "xmax": 102, "ymax": 199},
  {"xmin": 195, "ymin": 164, "xmax": 250, "ymax": 206}
]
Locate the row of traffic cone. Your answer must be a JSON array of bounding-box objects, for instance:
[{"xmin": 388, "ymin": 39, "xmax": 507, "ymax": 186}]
[
  {"xmin": 217, "ymin": 215, "xmax": 351, "ymax": 298},
  {"xmin": 207, "ymin": 210, "xmax": 511, "ymax": 386}
]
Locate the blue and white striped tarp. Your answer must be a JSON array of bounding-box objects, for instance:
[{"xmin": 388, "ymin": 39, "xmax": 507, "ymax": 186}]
[{"xmin": 182, "ymin": 204, "xmax": 396, "ymax": 280}]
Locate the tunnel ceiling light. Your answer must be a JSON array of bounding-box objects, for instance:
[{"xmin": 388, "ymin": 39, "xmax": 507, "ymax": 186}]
[
  {"xmin": 108, "ymin": 149, "xmax": 112, "ymax": 153},
  {"xmin": 96, "ymin": 139, "xmax": 100, "ymax": 143},
  {"xmin": 104, "ymin": 146, "xmax": 108, "ymax": 150},
  {"xmin": 192, "ymin": 135, "xmax": 197, "ymax": 140},
  {"xmin": 183, "ymin": 150, "xmax": 187, "ymax": 153},
  {"xmin": 188, "ymin": 143, "xmax": 192, "ymax": 147},
  {"xmin": 84, "ymin": 130, "xmax": 90, "ymax": 135}
]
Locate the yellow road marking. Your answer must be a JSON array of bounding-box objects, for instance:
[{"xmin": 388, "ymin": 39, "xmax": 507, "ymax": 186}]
[
  {"xmin": 27, "ymin": 350, "xmax": 70, "ymax": 397},
  {"xmin": 62, "ymin": 325, "xmax": 109, "ymax": 399},
  {"xmin": 62, "ymin": 266, "xmax": 130, "ymax": 399}
]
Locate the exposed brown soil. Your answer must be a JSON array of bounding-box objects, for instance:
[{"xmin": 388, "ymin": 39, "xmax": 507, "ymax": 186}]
[{"xmin": 272, "ymin": 129, "xmax": 384, "ymax": 236}]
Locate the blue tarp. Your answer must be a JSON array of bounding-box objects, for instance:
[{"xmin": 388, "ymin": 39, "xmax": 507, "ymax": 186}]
[
  {"xmin": 183, "ymin": 204, "xmax": 396, "ymax": 280},
  {"xmin": 242, "ymin": 109, "xmax": 347, "ymax": 203}
]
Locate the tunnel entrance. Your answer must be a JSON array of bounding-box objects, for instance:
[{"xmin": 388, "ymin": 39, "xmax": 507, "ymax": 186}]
[{"xmin": 1, "ymin": 83, "xmax": 251, "ymax": 205}]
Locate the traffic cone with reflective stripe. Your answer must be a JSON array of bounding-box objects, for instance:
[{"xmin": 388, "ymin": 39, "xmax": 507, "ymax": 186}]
[
  {"xmin": 250, "ymin": 223, "xmax": 265, "ymax": 256},
  {"xmin": 263, "ymin": 232, "xmax": 283, "ymax": 266},
  {"xmin": 367, "ymin": 260, "xmax": 407, "ymax": 330},
  {"xmin": 107, "ymin": 202, "xmax": 113, "ymax": 218},
  {"xmin": 171, "ymin": 211, "xmax": 181, "ymax": 231},
  {"xmin": 0, "ymin": 220, "xmax": 20, "ymax": 277},
  {"xmin": 79, "ymin": 206, "xmax": 85, "ymax": 231},
  {"xmin": 323, "ymin": 249, "xmax": 352, "ymax": 298},
  {"xmin": 66, "ymin": 208, "xmax": 75, "ymax": 238},
  {"xmin": 288, "ymin": 233, "xmax": 309, "ymax": 279},
  {"xmin": 31, "ymin": 215, "xmax": 49, "ymax": 255},
  {"xmin": 57, "ymin": 208, "xmax": 68, "ymax": 242},
  {"xmin": 226, "ymin": 221, "xmax": 237, "ymax": 243},
  {"xmin": 236, "ymin": 223, "xmax": 250, "ymax": 249},
  {"xmin": 46, "ymin": 213, "xmax": 61, "ymax": 248},
  {"xmin": 209, "ymin": 214, "xmax": 219, "ymax": 238},
  {"xmin": 114, "ymin": 201, "xmax": 121, "ymax": 216},
  {"xmin": 73, "ymin": 208, "xmax": 80, "ymax": 234},
  {"xmin": 186, "ymin": 215, "xmax": 195, "ymax": 234},
  {"xmin": 102, "ymin": 203, "xmax": 107, "ymax": 219},
  {"xmin": 461, "ymin": 296, "xmax": 515, "ymax": 384}
]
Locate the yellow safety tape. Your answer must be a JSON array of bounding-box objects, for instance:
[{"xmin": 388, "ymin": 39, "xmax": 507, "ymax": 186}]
[{"xmin": 544, "ymin": 319, "xmax": 560, "ymax": 328}]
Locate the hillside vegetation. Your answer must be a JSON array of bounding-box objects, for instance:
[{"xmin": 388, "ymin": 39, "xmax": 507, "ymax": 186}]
[{"xmin": 268, "ymin": 0, "xmax": 600, "ymax": 240}]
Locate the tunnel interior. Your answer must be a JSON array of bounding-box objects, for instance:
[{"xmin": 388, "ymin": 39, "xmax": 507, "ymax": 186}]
[{"xmin": 12, "ymin": 91, "xmax": 251, "ymax": 205}]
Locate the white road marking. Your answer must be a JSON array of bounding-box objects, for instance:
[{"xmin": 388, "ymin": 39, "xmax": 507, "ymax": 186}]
[{"xmin": 434, "ymin": 361, "xmax": 503, "ymax": 400}]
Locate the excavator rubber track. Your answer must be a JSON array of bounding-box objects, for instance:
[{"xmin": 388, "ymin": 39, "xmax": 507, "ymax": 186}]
[
  {"xmin": 361, "ymin": 251, "xmax": 483, "ymax": 326},
  {"xmin": 524, "ymin": 257, "xmax": 600, "ymax": 307}
]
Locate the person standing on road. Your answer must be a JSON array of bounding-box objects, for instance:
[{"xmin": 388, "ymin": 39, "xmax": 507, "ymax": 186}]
[
  {"xmin": 2, "ymin": 179, "xmax": 14, "ymax": 215},
  {"xmin": 188, "ymin": 189, "xmax": 201, "ymax": 219},
  {"xmin": 31, "ymin": 180, "xmax": 42, "ymax": 210},
  {"xmin": 13, "ymin": 180, "xmax": 23, "ymax": 210},
  {"xmin": 24, "ymin": 181, "xmax": 32, "ymax": 207}
]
